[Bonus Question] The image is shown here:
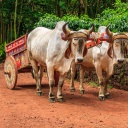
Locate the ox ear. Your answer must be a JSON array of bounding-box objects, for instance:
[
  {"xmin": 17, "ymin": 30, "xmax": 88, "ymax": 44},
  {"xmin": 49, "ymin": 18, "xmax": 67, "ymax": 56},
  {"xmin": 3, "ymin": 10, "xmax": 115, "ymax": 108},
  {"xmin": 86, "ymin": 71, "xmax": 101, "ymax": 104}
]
[
  {"xmin": 61, "ymin": 32, "xmax": 67, "ymax": 41},
  {"xmin": 107, "ymin": 44, "xmax": 113, "ymax": 58},
  {"xmin": 65, "ymin": 43, "xmax": 71, "ymax": 59},
  {"xmin": 106, "ymin": 25, "xmax": 113, "ymax": 43}
]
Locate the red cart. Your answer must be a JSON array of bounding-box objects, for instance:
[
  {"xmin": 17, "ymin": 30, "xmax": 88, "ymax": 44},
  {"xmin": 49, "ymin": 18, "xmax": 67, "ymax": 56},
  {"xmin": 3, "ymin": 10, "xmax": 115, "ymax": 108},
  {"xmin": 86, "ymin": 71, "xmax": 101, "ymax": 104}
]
[
  {"xmin": 4, "ymin": 34, "xmax": 30, "ymax": 89},
  {"xmin": 4, "ymin": 34, "xmax": 59, "ymax": 89}
]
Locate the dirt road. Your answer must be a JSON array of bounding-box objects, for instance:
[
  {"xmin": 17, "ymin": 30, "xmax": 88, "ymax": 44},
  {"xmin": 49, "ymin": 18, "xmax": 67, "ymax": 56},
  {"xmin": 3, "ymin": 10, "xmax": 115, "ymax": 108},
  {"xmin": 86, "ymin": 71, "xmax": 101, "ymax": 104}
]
[{"xmin": 0, "ymin": 63, "xmax": 128, "ymax": 128}]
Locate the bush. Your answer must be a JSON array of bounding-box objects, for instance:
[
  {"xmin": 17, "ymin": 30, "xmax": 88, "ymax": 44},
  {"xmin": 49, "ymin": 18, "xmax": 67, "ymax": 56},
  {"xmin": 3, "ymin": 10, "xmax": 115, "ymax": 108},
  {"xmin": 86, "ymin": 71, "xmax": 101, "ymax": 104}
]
[
  {"xmin": 97, "ymin": 2, "xmax": 128, "ymax": 32},
  {"xmin": 35, "ymin": 14, "xmax": 94, "ymax": 31},
  {"xmin": 0, "ymin": 42, "xmax": 6, "ymax": 62},
  {"xmin": 34, "ymin": 13, "xmax": 61, "ymax": 29},
  {"xmin": 35, "ymin": 2, "xmax": 128, "ymax": 32}
]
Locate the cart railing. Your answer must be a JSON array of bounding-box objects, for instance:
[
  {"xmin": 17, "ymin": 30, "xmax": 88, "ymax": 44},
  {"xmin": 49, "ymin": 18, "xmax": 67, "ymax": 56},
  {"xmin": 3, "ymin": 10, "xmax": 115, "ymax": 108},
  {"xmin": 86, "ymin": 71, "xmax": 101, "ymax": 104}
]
[{"xmin": 5, "ymin": 34, "xmax": 30, "ymax": 69}]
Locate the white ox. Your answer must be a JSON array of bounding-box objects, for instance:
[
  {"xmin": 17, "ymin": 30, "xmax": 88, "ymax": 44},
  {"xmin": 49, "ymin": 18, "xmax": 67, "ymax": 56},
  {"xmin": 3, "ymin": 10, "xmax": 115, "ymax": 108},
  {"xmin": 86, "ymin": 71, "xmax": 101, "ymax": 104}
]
[
  {"xmin": 27, "ymin": 21, "xmax": 94, "ymax": 102},
  {"xmin": 70, "ymin": 26, "xmax": 128, "ymax": 100}
]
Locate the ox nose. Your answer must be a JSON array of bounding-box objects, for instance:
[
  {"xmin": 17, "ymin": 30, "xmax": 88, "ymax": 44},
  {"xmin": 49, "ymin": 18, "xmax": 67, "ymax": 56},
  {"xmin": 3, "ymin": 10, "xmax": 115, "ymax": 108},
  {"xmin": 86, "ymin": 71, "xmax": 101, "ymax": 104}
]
[
  {"xmin": 77, "ymin": 58, "xmax": 83, "ymax": 63},
  {"xmin": 117, "ymin": 59, "xmax": 124, "ymax": 64}
]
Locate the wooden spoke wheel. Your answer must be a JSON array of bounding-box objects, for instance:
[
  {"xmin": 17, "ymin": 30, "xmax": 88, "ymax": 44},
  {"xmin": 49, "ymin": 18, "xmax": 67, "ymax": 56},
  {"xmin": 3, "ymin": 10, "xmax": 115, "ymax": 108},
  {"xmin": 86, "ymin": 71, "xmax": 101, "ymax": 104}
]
[{"xmin": 4, "ymin": 56, "xmax": 18, "ymax": 89}]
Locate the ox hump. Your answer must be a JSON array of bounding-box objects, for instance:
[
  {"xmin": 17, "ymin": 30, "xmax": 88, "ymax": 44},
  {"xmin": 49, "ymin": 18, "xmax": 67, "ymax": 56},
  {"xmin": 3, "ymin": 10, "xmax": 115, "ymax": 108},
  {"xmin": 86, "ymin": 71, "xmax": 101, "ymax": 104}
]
[{"xmin": 55, "ymin": 21, "xmax": 66, "ymax": 31}]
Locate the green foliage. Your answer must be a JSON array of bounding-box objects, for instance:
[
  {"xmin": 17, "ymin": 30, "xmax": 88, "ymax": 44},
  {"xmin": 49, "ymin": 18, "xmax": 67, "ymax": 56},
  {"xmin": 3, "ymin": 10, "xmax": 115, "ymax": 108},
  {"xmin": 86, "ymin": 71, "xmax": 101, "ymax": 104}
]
[
  {"xmin": 89, "ymin": 81, "xmax": 113, "ymax": 89},
  {"xmin": 108, "ymin": 84, "xmax": 113, "ymax": 89},
  {"xmin": 35, "ymin": 2, "xmax": 128, "ymax": 32},
  {"xmin": 35, "ymin": 14, "xmax": 94, "ymax": 30},
  {"xmin": 79, "ymin": 14, "xmax": 93, "ymax": 28},
  {"xmin": 62, "ymin": 14, "xmax": 80, "ymax": 30},
  {"xmin": 0, "ymin": 42, "xmax": 6, "ymax": 62},
  {"xmin": 62, "ymin": 14, "xmax": 93, "ymax": 30},
  {"xmin": 89, "ymin": 81, "xmax": 99, "ymax": 87},
  {"xmin": 97, "ymin": 2, "xmax": 128, "ymax": 32},
  {"xmin": 35, "ymin": 13, "xmax": 61, "ymax": 29}
]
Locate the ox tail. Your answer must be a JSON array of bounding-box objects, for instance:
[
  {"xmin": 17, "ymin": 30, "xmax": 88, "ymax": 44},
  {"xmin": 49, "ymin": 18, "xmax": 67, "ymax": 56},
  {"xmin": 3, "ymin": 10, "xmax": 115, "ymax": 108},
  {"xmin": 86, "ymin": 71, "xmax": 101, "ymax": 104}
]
[
  {"xmin": 28, "ymin": 50, "xmax": 33, "ymax": 60},
  {"xmin": 27, "ymin": 36, "xmax": 33, "ymax": 60}
]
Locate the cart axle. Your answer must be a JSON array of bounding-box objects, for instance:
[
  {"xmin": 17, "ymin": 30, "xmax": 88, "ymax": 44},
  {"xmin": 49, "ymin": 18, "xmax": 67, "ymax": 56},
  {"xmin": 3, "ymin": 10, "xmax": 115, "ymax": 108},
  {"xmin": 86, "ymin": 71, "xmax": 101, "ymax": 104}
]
[{"xmin": 4, "ymin": 71, "xmax": 11, "ymax": 77}]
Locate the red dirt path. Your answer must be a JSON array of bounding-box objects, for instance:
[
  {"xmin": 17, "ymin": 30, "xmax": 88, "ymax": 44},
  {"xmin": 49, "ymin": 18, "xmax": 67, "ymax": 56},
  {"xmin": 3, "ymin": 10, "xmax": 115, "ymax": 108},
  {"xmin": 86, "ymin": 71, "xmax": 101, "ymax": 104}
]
[{"xmin": 0, "ymin": 63, "xmax": 128, "ymax": 128}]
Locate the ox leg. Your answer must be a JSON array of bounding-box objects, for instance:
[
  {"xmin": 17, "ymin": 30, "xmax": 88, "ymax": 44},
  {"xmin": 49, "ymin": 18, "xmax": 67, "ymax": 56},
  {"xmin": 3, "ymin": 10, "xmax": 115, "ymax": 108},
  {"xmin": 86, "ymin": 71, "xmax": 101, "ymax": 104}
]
[
  {"xmin": 95, "ymin": 63, "xmax": 105, "ymax": 100},
  {"xmin": 79, "ymin": 65, "xmax": 86, "ymax": 94},
  {"xmin": 70, "ymin": 62, "xmax": 76, "ymax": 92},
  {"xmin": 57, "ymin": 74, "xmax": 66, "ymax": 102},
  {"xmin": 98, "ymin": 77, "xmax": 106, "ymax": 101},
  {"xmin": 39, "ymin": 66, "xmax": 44, "ymax": 93},
  {"xmin": 47, "ymin": 67, "xmax": 55, "ymax": 102},
  {"xmin": 104, "ymin": 80, "xmax": 110, "ymax": 99},
  {"xmin": 30, "ymin": 60, "xmax": 43, "ymax": 96},
  {"xmin": 104, "ymin": 74, "xmax": 110, "ymax": 99}
]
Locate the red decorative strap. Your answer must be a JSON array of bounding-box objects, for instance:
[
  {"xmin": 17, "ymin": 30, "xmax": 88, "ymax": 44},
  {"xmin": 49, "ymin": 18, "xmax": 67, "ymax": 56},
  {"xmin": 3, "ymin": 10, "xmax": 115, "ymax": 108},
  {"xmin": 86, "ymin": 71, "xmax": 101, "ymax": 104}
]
[{"xmin": 86, "ymin": 40, "xmax": 96, "ymax": 49}]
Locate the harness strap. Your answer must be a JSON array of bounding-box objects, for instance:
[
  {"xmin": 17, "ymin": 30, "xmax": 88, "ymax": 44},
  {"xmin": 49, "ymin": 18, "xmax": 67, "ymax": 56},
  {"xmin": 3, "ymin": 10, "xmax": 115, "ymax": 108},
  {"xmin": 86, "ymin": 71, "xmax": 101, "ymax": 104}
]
[{"xmin": 86, "ymin": 37, "xmax": 111, "ymax": 49}]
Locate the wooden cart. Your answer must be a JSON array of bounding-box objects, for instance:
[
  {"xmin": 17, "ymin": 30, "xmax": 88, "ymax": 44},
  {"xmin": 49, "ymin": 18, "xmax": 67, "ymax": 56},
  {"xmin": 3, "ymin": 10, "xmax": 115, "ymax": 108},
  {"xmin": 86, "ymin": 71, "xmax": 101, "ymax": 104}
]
[{"xmin": 4, "ymin": 34, "xmax": 31, "ymax": 89}]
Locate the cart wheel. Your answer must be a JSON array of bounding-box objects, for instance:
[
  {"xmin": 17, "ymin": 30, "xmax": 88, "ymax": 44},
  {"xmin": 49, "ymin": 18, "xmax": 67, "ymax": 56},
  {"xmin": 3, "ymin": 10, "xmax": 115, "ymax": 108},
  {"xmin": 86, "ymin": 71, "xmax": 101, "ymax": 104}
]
[
  {"xmin": 54, "ymin": 71, "xmax": 59, "ymax": 86},
  {"xmin": 4, "ymin": 56, "xmax": 18, "ymax": 89}
]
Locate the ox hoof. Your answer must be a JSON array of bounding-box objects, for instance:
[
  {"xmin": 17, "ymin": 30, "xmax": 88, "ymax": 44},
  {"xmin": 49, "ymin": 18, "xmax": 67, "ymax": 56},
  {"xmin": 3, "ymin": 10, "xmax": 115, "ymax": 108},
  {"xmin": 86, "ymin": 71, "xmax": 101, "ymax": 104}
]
[
  {"xmin": 49, "ymin": 98, "xmax": 56, "ymax": 103},
  {"xmin": 80, "ymin": 90, "xmax": 85, "ymax": 94},
  {"xmin": 105, "ymin": 94, "xmax": 110, "ymax": 99},
  {"xmin": 70, "ymin": 88, "xmax": 75, "ymax": 92},
  {"xmin": 98, "ymin": 96, "xmax": 105, "ymax": 101},
  {"xmin": 36, "ymin": 91, "xmax": 43, "ymax": 96},
  {"xmin": 57, "ymin": 98, "xmax": 65, "ymax": 102}
]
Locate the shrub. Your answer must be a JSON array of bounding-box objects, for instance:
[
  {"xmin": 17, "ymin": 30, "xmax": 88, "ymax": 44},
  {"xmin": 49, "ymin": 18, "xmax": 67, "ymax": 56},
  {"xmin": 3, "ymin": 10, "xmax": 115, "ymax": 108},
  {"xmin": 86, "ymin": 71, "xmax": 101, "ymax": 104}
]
[
  {"xmin": 34, "ymin": 13, "xmax": 61, "ymax": 29},
  {"xmin": 0, "ymin": 42, "xmax": 6, "ymax": 62}
]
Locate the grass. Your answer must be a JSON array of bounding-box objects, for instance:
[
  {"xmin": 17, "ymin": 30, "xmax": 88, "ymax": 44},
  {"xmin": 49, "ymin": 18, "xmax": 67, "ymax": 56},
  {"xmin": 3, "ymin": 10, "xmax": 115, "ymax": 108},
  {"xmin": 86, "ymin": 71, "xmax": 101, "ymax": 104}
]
[
  {"xmin": 89, "ymin": 81, "xmax": 99, "ymax": 87},
  {"xmin": 89, "ymin": 81, "xmax": 113, "ymax": 89}
]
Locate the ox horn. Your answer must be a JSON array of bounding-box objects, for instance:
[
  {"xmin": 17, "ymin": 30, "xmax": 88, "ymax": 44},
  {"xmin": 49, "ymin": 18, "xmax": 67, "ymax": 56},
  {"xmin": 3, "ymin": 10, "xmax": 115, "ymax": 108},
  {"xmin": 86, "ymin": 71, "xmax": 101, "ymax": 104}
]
[
  {"xmin": 88, "ymin": 24, "xmax": 95, "ymax": 34},
  {"xmin": 62, "ymin": 22, "xmax": 71, "ymax": 37},
  {"xmin": 85, "ymin": 25, "xmax": 95, "ymax": 37},
  {"xmin": 106, "ymin": 25, "xmax": 113, "ymax": 43}
]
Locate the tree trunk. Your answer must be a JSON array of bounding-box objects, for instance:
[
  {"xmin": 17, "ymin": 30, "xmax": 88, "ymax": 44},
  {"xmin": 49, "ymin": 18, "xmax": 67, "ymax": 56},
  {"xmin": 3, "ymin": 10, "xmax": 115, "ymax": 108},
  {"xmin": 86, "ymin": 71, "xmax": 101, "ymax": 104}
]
[
  {"xmin": 78, "ymin": 0, "xmax": 81, "ymax": 17},
  {"xmin": 2, "ymin": 22, "xmax": 5, "ymax": 44},
  {"xmin": 82, "ymin": 0, "xmax": 88, "ymax": 15},
  {"xmin": 0, "ymin": 8, "xmax": 2, "ymax": 44},
  {"xmin": 0, "ymin": 1, "xmax": 4, "ymax": 44},
  {"xmin": 79, "ymin": 0, "xmax": 88, "ymax": 15},
  {"xmin": 17, "ymin": 0, "xmax": 23, "ymax": 36},
  {"xmin": 96, "ymin": 0, "xmax": 100, "ymax": 17},
  {"xmin": 55, "ymin": 0, "xmax": 60, "ymax": 17},
  {"xmin": 71, "ymin": 1, "xmax": 78, "ymax": 15},
  {"xmin": 14, "ymin": 0, "xmax": 18, "ymax": 39},
  {"xmin": 10, "ymin": 13, "xmax": 12, "ymax": 42}
]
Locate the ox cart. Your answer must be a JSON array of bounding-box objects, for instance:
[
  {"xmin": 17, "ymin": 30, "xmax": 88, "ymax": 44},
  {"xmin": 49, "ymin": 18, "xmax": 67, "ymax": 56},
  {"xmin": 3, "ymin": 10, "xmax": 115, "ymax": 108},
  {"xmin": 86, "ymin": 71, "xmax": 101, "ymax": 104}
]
[{"xmin": 4, "ymin": 32, "xmax": 107, "ymax": 90}]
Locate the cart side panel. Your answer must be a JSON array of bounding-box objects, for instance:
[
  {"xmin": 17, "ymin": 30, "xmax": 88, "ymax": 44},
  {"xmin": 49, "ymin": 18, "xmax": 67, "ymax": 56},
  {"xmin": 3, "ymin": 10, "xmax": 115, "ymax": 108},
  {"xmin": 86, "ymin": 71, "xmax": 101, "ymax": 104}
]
[{"xmin": 5, "ymin": 34, "xmax": 30, "ymax": 69}]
